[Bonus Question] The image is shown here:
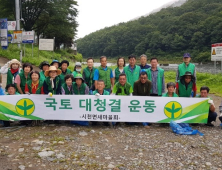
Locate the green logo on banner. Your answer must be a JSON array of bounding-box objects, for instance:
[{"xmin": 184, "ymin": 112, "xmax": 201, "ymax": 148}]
[
  {"xmin": 16, "ymin": 98, "xmax": 35, "ymax": 116},
  {"xmin": 164, "ymin": 101, "xmax": 182, "ymax": 119}
]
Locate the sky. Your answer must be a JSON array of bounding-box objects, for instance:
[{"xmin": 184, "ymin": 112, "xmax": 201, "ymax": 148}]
[{"xmin": 76, "ymin": 0, "xmax": 176, "ymax": 39}]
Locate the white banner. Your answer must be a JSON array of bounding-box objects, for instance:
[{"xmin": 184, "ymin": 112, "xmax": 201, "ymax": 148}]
[
  {"xmin": 0, "ymin": 95, "xmax": 209, "ymax": 123},
  {"xmin": 7, "ymin": 21, "xmax": 16, "ymax": 30}
]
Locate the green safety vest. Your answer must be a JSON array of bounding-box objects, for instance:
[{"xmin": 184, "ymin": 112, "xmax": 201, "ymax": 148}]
[
  {"xmin": 162, "ymin": 92, "xmax": 178, "ymax": 97},
  {"xmin": 39, "ymin": 71, "xmax": 46, "ymax": 82},
  {"xmin": 62, "ymin": 83, "xmax": 74, "ymax": 95},
  {"xmin": 59, "ymin": 68, "xmax": 72, "ymax": 85},
  {"xmin": 147, "ymin": 67, "xmax": 164, "ymax": 96},
  {"xmin": 123, "ymin": 65, "xmax": 140, "ymax": 88},
  {"xmin": 26, "ymin": 80, "xmax": 44, "ymax": 94},
  {"xmin": 114, "ymin": 82, "xmax": 132, "ymax": 95},
  {"xmin": 114, "ymin": 68, "xmax": 122, "ymax": 83},
  {"xmin": 83, "ymin": 67, "xmax": 96, "ymax": 88},
  {"xmin": 44, "ymin": 76, "xmax": 60, "ymax": 94},
  {"xmin": 178, "ymin": 62, "xmax": 195, "ymax": 78},
  {"xmin": 98, "ymin": 66, "xmax": 112, "ymax": 89},
  {"xmin": 18, "ymin": 71, "xmax": 31, "ymax": 94},
  {"xmin": 7, "ymin": 68, "xmax": 20, "ymax": 85},
  {"xmin": 178, "ymin": 80, "xmax": 193, "ymax": 97},
  {"xmin": 93, "ymin": 90, "xmax": 110, "ymax": 95},
  {"xmin": 73, "ymin": 82, "xmax": 87, "ymax": 95}
]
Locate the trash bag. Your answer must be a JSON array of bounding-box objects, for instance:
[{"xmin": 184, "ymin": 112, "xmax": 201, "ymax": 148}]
[
  {"xmin": 170, "ymin": 121, "xmax": 204, "ymax": 136},
  {"xmin": 0, "ymin": 87, "xmax": 4, "ymax": 95},
  {"xmin": 70, "ymin": 121, "xmax": 89, "ymax": 126}
]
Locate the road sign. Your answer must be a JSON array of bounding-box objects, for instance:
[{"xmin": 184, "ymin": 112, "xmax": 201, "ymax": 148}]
[
  {"xmin": 0, "ymin": 18, "xmax": 8, "ymax": 47},
  {"xmin": 13, "ymin": 30, "xmax": 22, "ymax": 43},
  {"xmin": 8, "ymin": 34, "xmax": 13, "ymax": 43},
  {"xmin": 39, "ymin": 39, "xmax": 54, "ymax": 51},
  {"xmin": 7, "ymin": 21, "xmax": 16, "ymax": 30},
  {"xmin": 211, "ymin": 43, "xmax": 222, "ymax": 61},
  {"xmin": 22, "ymin": 31, "xmax": 34, "ymax": 43}
]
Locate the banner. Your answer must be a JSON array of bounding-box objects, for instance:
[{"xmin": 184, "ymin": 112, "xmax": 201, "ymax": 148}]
[
  {"xmin": 0, "ymin": 18, "xmax": 8, "ymax": 47},
  {"xmin": 0, "ymin": 95, "xmax": 209, "ymax": 123}
]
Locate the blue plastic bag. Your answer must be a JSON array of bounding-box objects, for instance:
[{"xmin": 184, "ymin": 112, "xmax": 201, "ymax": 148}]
[
  {"xmin": 170, "ymin": 121, "xmax": 204, "ymax": 136},
  {"xmin": 0, "ymin": 87, "xmax": 4, "ymax": 95}
]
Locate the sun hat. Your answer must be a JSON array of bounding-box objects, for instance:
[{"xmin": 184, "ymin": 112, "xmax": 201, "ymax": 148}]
[
  {"xmin": 9, "ymin": 59, "xmax": 21, "ymax": 68},
  {"xmin": 74, "ymin": 73, "xmax": 84, "ymax": 82},
  {"xmin": 39, "ymin": 61, "xmax": 50, "ymax": 70},
  {"xmin": 44, "ymin": 66, "xmax": 62, "ymax": 77}
]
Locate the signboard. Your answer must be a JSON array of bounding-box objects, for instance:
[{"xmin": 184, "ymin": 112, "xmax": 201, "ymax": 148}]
[
  {"xmin": 0, "ymin": 18, "xmax": 8, "ymax": 47},
  {"xmin": 211, "ymin": 43, "xmax": 222, "ymax": 61},
  {"xmin": 39, "ymin": 39, "xmax": 54, "ymax": 51},
  {"xmin": 13, "ymin": 30, "xmax": 22, "ymax": 44},
  {"xmin": 22, "ymin": 31, "xmax": 34, "ymax": 43},
  {"xmin": 0, "ymin": 95, "xmax": 209, "ymax": 123},
  {"xmin": 8, "ymin": 34, "xmax": 13, "ymax": 43},
  {"xmin": 7, "ymin": 21, "xmax": 16, "ymax": 30}
]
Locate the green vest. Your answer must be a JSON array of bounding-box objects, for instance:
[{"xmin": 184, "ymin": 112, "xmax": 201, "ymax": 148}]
[
  {"xmin": 62, "ymin": 83, "xmax": 74, "ymax": 95},
  {"xmin": 27, "ymin": 80, "xmax": 44, "ymax": 94},
  {"xmin": 178, "ymin": 62, "xmax": 195, "ymax": 78},
  {"xmin": 114, "ymin": 82, "xmax": 131, "ymax": 95},
  {"xmin": 73, "ymin": 82, "xmax": 87, "ymax": 95},
  {"xmin": 114, "ymin": 68, "xmax": 122, "ymax": 83},
  {"xmin": 7, "ymin": 68, "xmax": 20, "ymax": 85},
  {"xmin": 162, "ymin": 92, "xmax": 178, "ymax": 97},
  {"xmin": 59, "ymin": 69, "xmax": 72, "ymax": 85},
  {"xmin": 44, "ymin": 76, "xmax": 60, "ymax": 94},
  {"xmin": 178, "ymin": 80, "xmax": 193, "ymax": 97},
  {"xmin": 123, "ymin": 65, "xmax": 140, "ymax": 88},
  {"xmin": 98, "ymin": 66, "xmax": 112, "ymax": 89},
  {"xmin": 83, "ymin": 67, "xmax": 96, "ymax": 88},
  {"xmin": 147, "ymin": 67, "xmax": 164, "ymax": 96},
  {"xmin": 93, "ymin": 90, "xmax": 110, "ymax": 95},
  {"xmin": 39, "ymin": 71, "xmax": 46, "ymax": 82},
  {"xmin": 19, "ymin": 71, "xmax": 31, "ymax": 93}
]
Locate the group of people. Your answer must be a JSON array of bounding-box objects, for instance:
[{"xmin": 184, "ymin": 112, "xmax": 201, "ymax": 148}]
[{"xmin": 0, "ymin": 53, "xmax": 221, "ymax": 127}]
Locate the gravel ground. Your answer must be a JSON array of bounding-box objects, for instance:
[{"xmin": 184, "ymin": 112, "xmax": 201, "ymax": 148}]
[{"xmin": 1, "ymin": 57, "xmax": 222, "ymax": 170}]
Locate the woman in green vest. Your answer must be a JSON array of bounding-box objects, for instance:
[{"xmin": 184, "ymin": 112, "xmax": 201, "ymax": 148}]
[
  {"xmin": 15, "ymin": 63, "xmax": 33, "ymax": 94},
  {"xmin": 176, "ymin": 71, "xmax": 196, "ymax": 97},
  {"xmin": 61, "ymin": 74, "xmax": 75, "ymax": 95},
  {"xmin": 25, "ymin": 71, "xmax": 44, "ymax": 94},
  {"xmin": 43, "ymin": 66, "xmax": 62, "ymax": 95},
  {"xmin": 39, "ymin": 61, "xmax": 50, "ymax": 82},
  {"xmin": 72, "ymin": 62, "xmax": 82, "ymax": 78},
  {"xmin": 59, "ymin": 60, "xmax": 72, "ymax": 85},
  {"xmin": 82, "ymin": 57, "xmax": 97, "ymax": 91},
  {"xmin": 113, "ymin": 57, "xmax": 125, "ymax": 84},
  {"xmin": 162, "ymin": 82, "xmax": 178, "ymax": 97}
]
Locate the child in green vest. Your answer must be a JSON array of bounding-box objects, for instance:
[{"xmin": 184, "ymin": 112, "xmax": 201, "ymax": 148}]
[
  {"xmin": 72, "ymin": 62, "xmax": 82, "ymax": 78},
  {"xmin": 25, "ymin": 71, "xmax": 44, "ymax": 94},
  {"xmin": 0, "ymin": 59, "xmax": 22, "ymax": 89},
  {"xmin": 176, "ymin": 71, "xmax": 196, "ymax": 97},
  {"xmin": 39, "ymin": 61, "xmax": 50, "ymax": 82},
  {"xmin": 43, "ymin": 66, "xmax": 62, "ymax": 95},
  {"xmin": 123, "ymin": 54, "xmax": 141, "ymax": 89},
  {"xmin": 15, "ymin": 63, "xmax": 33, "ymax": 94},
  {"xmin": 93, "ymin": 56, "xmax": 114, "ymax": 93},
  {"xmin": 162, "ymin": 82, "xmax": 178, "ymax": 97},
  {"xmin": 61, "ymin": 74, "xmax": 75, "ymax": 95},
  {"xmin": 113, "ymin": 57, "xmax": 125, "ymax": 84},
  {"xmin": 82, "ymin": 57, "xmax": 97, "ymax": 92},
  {"xmin": 50, "ymin": 60, "xmax": 60, "ymax": 69},
  {"xmin": 59, "ymin": 60, "xmax": 72, "ymax": 85},
  {"xmin": 176, "ymin": 53, "xmax": 196, "ymax": 82}
]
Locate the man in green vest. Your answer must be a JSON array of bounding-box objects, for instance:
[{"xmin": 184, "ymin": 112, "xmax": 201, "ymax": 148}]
[
  {"xmin": 83, "ymin": 57, "xmax": 97, "ymax": 92},
  {"xmin": 92, "ymin": 80, "xmax": 110, "ymax": 95},
  {"xmin": 59, "ymin": 60, "xmax": 72, "ymax": 85},
  {"xmin": 147, "ymin": 57, "xmax": 165, "ymax": 96},
  {"xmin": 176, "ymin": 71, "xmax": 196, "ymax": 97},
  {"xmin": 39, "ymin": 61, "xmax": 50, "ymax": 82},
  {"xmin": 162, "ymin": 82, "xmax": 178, "ymax": 97},
  {"xmin": 93, "ymin": 56, "xmax": 114, "ymax": 93},
  {"xmin": 111, "ymin": 73, "xmax": 133, "ymax": 96},
  {"xmin": 123, "ymin": 54, "xmax": 141, "ymax": 88},
  {"xmin": 176, "ymin": 53, "xmax": 196, "ymax": 82}
]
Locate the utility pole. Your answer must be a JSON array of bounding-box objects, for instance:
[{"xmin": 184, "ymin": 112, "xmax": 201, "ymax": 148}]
[{"xmin": 15, "ymin": 0, "xmax": 21, "ymax": 48}]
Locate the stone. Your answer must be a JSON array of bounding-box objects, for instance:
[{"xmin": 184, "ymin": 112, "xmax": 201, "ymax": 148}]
[
  {"xmin": 105, "ymin": 157, "xmax": 112, "ymax": 160},
  {"xmin": 138, "ymin": 153, "xmax": 143, "ymax": 156},
  {"xmin": 56, "ymin": 153, "xmax": 65, "ymax": 159},
  {"xmin": 18, "ymin": 148, "xmax": 24, "ymax": 152},
  {"xmin": 206, "ymin": 162, "xmax": 212, "ymax": 166},
  {"xmin": 107, "ymin": 164, "xmax": 115, "ymax": 169},
  {"xmin": 32, "ymin": 140, "xmax": 44, "ymax": 145},
  {"xmin": 32, "ymin": 147, "xmax": 41, "ymax": 151},
  {"xmin": 58, "ymin": 141, "xmax": 64, "ymax": 144},
  {"xmin": 38, "ymin": 151, "xmax": 55, "ymax": 158},
  {"xmin": 18, "ymin": 165, "xmax": 25, "ymax": 170},
  {"xmin": 79, "ymin": 131, "xmax": 88, "ymax": 136}
]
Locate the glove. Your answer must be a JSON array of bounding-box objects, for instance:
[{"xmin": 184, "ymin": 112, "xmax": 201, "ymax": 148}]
[
  {"xmin": 48, "ymin": 92, "xmax": 53, "ymax": 97},
  {"xmin": 208, "ymin": 99, "xmax": 214, "ymax": 104},
  {"xmin": 95, "ymin": 93, "xmax": 100, "ymax": 97},
  {"xmin": 7, "ymin": 60, "xmax": 12, "ymax": 67}
]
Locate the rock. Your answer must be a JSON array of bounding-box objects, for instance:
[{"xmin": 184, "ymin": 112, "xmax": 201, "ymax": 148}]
[
  {"xmin": 53, "ymin": 141, "xmax": 57, "ymax": 144},
  {"xmin": 23, "ymin": 143, "xmax": 29, "ymax": 146},
  {"xmin": 32, "ymin": 140, "xmax": 44, "ymax": 145},
  {"xmin": 206, "ymin": 162, "xmax": 212, "ymax": 166},
  {"xmin": 107, "ymin": 164, "xmax": 115, "ymax": 169},
  {"xmin": 56, "ymin": 153, "xmax": 65, "ymax": 159},
  {"xmin": 18, "ymin": 165, "xmax": 25, "ymax": 170},
  {"xmin": 79, "ymin": 131, "xmax": 88, "ymax": 136},
  {"xmin": 58, "ymin": 141, "xmax": 64, "ymax": 144},
  {"xmin": 28, "ymin": 164, "xmax": 32, "ymax": 167},
  {"xmin": 32, "ymin": 147, "xmax": 41, "ymax": 151},
  {"xmin": 90, "ymin": 130, "xmax": 95, "ymax": 133},
  {"xmin": 105, "ymin": 157, "xmax": 112, "ymax": 160},
  {"xmin": 38, "ymin": 151, "xmax": 55, "ymax": 158},
  {"xmin": 18, "ymin": 148, "xmax": 24, "ymax": 152},
  {"xmin": 138, "ymin": 153, "xmax": 143, "ymax": 156}
]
